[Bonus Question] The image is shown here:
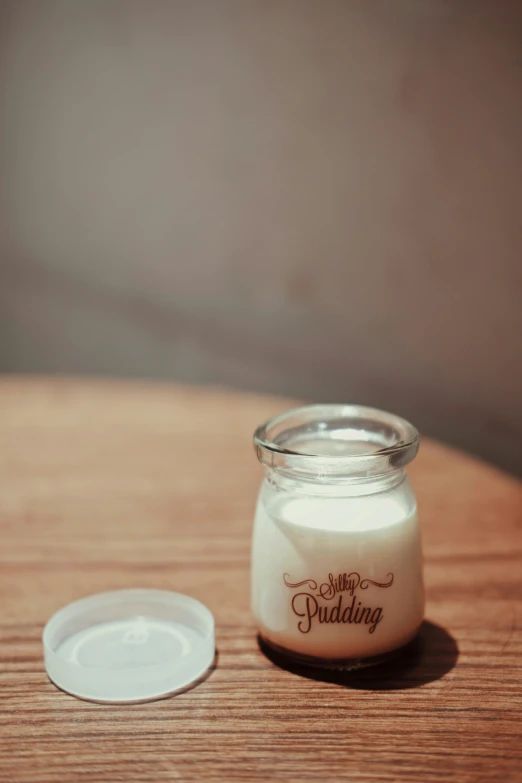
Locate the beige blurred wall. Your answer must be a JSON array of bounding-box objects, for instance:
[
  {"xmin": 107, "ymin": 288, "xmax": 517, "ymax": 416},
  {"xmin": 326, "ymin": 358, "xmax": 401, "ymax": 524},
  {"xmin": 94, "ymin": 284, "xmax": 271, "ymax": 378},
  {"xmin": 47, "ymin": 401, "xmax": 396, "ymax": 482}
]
[{"xmin": 0, "ymin": 0, "xmax": 521, "ymax": 473}]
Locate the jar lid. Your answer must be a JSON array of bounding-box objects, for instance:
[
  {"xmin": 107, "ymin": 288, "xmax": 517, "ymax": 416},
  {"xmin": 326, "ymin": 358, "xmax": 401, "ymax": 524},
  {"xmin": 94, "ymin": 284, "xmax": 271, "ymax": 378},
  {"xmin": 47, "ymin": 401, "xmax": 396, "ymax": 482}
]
[{"xmin": 42, "ymin": 589, "xmax": 215, "ymax": 703}]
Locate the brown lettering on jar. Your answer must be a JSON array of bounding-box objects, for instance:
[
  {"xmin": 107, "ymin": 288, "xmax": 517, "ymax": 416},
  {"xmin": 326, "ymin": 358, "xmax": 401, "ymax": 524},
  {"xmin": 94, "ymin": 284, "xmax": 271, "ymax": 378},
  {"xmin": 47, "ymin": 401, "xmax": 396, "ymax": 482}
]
[{"xmin": 284, "ymin": 572, "xmax": 393, "ymax": 635}]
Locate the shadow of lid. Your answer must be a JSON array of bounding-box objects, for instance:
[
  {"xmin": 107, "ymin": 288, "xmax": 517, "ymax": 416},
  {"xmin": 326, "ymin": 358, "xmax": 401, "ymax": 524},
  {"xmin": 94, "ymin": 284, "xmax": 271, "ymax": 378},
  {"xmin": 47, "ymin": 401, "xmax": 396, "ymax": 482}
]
[{"xmin": 258, "ymin": 620, "xmax": 458, "ymax": 691}]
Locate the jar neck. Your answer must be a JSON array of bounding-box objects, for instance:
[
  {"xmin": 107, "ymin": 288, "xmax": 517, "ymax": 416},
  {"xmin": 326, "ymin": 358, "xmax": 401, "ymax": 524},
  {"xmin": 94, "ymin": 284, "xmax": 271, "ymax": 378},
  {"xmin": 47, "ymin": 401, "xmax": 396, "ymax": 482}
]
[
  {"xmin": 265, "ymin": 467, "xmax": 407, "ymax": 497},
  {"xmin": 254, "ymin": 404, "xmax": 419, "ymax": 482}
]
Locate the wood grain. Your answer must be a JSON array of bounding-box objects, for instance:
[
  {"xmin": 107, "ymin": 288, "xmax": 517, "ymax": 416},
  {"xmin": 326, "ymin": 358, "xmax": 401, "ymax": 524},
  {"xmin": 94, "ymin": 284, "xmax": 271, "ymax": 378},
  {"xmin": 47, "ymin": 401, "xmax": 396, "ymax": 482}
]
[{"xmin": 0, "ymin": 378, "xmax": 520, "ymax": 783}]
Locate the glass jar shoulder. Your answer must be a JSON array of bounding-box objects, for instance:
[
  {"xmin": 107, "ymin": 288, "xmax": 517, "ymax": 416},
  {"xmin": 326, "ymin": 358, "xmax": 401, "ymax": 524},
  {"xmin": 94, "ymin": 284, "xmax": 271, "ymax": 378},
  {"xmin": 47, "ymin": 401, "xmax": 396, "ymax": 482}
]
[{"xmin": 256, "ymin": 473, "xmax": 417, "ymax": 534}]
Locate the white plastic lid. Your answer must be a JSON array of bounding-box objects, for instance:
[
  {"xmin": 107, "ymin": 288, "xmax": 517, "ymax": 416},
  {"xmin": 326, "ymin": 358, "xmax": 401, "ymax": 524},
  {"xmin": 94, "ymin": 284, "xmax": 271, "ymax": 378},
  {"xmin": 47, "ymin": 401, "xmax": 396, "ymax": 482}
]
[{"xmin": 43, "ymin": 588, "xmax": 215, "ymax": 703}]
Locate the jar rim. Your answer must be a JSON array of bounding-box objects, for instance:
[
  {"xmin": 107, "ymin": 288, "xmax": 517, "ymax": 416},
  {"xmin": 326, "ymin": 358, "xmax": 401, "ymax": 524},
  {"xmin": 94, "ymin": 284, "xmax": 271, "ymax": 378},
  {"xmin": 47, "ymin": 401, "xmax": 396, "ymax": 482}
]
[{"xmin": 253, "ymin": 404, "xmax": 419, "ymax": 479}]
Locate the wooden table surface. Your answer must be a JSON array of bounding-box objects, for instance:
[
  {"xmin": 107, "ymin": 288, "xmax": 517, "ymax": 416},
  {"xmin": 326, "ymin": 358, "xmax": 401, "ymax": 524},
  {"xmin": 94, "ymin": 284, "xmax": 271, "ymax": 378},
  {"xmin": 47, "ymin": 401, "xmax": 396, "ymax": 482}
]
[{"xmin": 0, "ymin": 378, "xmax": 521, "ymax": 783}]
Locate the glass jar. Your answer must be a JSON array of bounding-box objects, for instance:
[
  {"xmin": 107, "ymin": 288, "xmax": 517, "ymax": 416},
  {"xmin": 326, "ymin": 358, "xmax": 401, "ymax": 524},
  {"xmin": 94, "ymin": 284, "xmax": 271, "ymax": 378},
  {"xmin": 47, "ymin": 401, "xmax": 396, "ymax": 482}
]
[{"xmin": 251, "ymin": 404, "xmax": 424, "ymax": 669}]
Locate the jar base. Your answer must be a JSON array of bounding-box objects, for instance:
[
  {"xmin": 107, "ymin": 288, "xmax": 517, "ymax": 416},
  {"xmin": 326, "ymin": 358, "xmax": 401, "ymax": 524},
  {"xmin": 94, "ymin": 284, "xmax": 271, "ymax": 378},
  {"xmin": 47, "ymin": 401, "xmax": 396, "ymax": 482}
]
[{"xmin": 258, "ymin": 634, "xmax": 415, "ymax": 671}]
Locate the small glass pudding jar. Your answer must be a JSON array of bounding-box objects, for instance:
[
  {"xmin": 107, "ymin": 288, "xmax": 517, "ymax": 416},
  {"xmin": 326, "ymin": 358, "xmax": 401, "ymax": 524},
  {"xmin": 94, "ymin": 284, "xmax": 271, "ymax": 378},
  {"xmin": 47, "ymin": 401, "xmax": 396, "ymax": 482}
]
[{"xmin": 251, "ymin": 404, "xmax": 424, "ymax": 669}]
